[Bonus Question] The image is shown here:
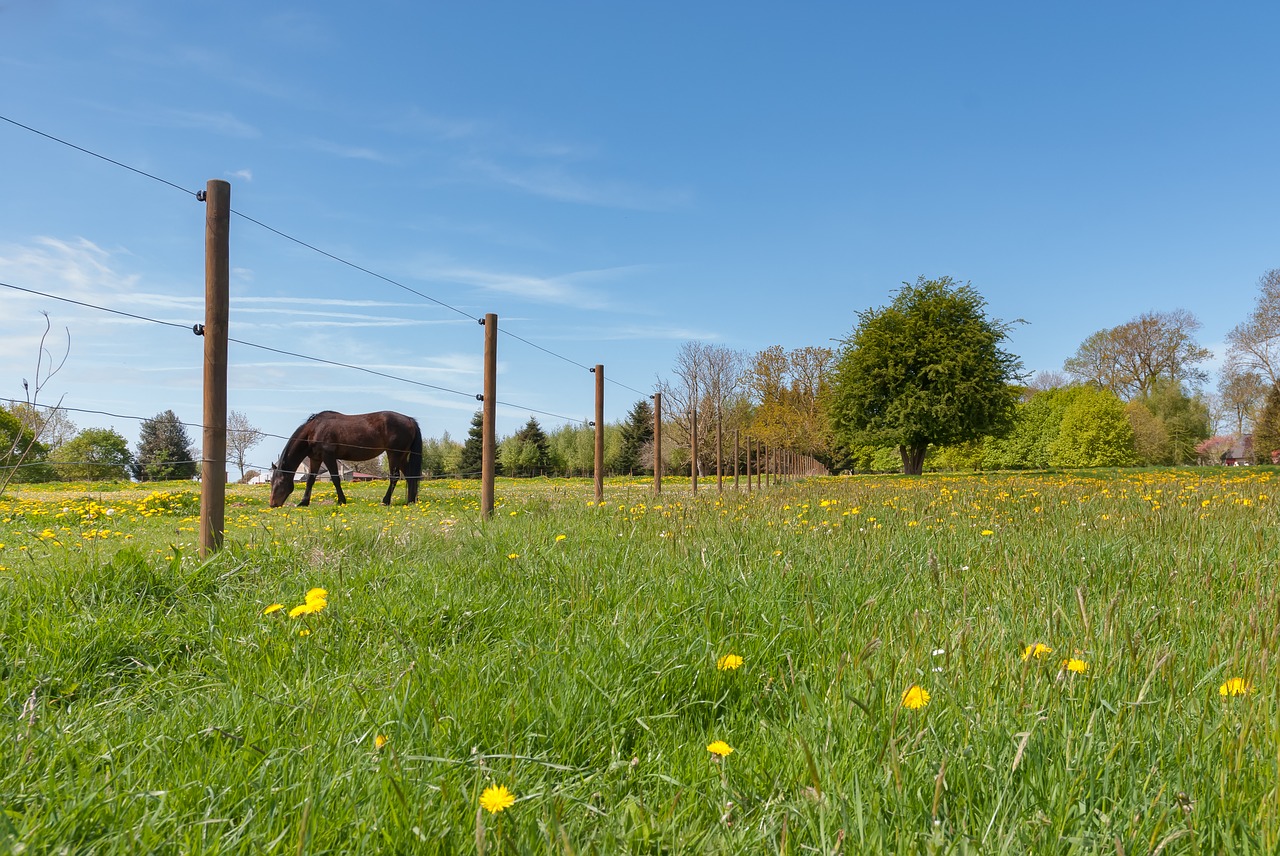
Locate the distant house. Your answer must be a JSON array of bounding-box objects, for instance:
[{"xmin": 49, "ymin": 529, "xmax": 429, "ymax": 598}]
[{"xmin": 1224, "ymin": 435, "xmax": 1254, "ymax": 466}]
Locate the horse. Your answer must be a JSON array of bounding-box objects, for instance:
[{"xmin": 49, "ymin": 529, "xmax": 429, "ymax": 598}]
[{"xmin": 269, "ymin": 411, "xmax": 422, "ymax": 508}]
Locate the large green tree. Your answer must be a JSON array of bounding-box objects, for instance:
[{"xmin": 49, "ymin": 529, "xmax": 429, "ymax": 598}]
[
  {"xmin": 830, "ymin": 276, "xmax": 1023, "ymax": 475},
  {"xmin": 500, "ymin": 417, "xmax": 551, "ymax": 477},
  {"xmin": 0, "ymin": 407, "xmax": 56, "ymax": 486},
  {"xmin": 1252, "ymin": 384, "xmax": 1280, "ymax": 464},
  {"xmin": 133, "ymin": 410, "xmax": 197, "ymax": 481},
  {"xmin": 50, "ymin": 427, "xmax": 133, "ymax": 481},
  {"xmin": 616, "ymin": 399, "xmax": 654, "ymax": 475},
  {"xmin": 1046, "ymin": 387, "xmax": 1137, "ymax": 467}
]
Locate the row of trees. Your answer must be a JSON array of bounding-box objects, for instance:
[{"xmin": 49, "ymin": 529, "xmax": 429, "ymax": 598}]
[{"xmin": 1, "ymin": 406, "xmax": 264, "ymax": 485}]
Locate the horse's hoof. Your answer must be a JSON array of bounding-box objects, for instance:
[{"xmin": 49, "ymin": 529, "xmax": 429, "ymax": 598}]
[{"xmin": 297, "ymin": 500, "xmax": 310, "ymax": 507}]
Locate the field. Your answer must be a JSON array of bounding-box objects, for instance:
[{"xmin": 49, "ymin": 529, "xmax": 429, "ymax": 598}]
[{"xmin": 1, "ymin": 470, "xmax": 1277, "ymax": 854}]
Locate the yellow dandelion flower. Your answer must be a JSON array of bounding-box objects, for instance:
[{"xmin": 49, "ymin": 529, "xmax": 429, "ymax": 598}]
[
  {"xmin": 507, "ymin": 552, "xmax": 519, "ymax": 560},
  {"xmin": 375, "ymin": 734, "xmax": 389, "ymax": 750},
  {"xmin": 1022, "ymin": 642, "xmax": 1053, "ymax": 660},
  {"xmin": 901, "ymin": 685, "xmax": 930, "ymax": 709},
  {"xmin": 1219, "ymin": 677, "xmax": 1251, "ymax": 697},
  {"xmin": 716, "ymin": 654, "xmax": 744, "ymax": 671},
  {"xmin": 479, "ymin": 784, "xmax": 515, "ymax": 814},
  {"xmin": 981, "ymin": 529, "xmax": 994, "ymax": 536},
  {"xmin": 305, "ymin": 587, "xmax": 328, "ymax": 602},
  {"xmin": 299, "ymin": 628, "xmax": 311, "ymax": 637},
  {"xmin": 1063, "ymin": 658, "xmax": 1088, "ymax": 674},
  {"xmin": 555, "ymin": 534, "xmax": 567, "ymax": 542},
  {"xmin": 262, "ymin": 603, "xmax": 285, "ymax": 615},
  {"xmin": 707, "ymin": 740, "xmax": 734, "ymax": 756},
  {"xmin": 288, "ymin": 603, "xmax": 316, "ymax": 618}
]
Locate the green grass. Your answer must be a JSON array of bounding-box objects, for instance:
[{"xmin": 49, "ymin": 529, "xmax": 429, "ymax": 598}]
[{"xmin": 1, "ymin": 471, "xmax": 1278, "ymax": 853}]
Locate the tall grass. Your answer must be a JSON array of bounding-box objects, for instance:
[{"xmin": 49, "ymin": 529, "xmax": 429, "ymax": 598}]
[{"xmin": 1, "ymin": 471, "xmax": 1277, "ymax": 853}]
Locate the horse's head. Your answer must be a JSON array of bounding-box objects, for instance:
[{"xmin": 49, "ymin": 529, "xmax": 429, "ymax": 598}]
[{"xmin": 269, "ymin": 461, "xmax": 295, "ymax": 508}]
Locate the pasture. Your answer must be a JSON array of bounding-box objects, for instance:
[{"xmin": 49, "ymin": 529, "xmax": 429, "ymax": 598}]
[{"xmin": 1, "ymin": 471, "xmax": 1277, "ymax": 854}]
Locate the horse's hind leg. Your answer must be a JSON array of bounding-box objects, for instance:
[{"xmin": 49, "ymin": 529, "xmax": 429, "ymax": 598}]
[
  {"xmin": 326, "ymin": 457, "xmax": 347, "ymax": 505},
  {"xmin": 382, "ymin": 471, "xmax": 398, "ymax": 505}
]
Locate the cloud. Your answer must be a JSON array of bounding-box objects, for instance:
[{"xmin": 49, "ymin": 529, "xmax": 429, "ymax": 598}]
[
  {"xmin": 465, "ymin": 157, "xmax": 691, "ymax": 211},
  {"xmin": 227, "ymin": 169, "xmax": 253, "ymax": 182},
  {"xmin": 306, "ymin": 138, "xmax": 393, "ymax": 163},
  {"xmin": 417, "ymin": 263, "xmax": 652, "ymax": 310},
  {"xmin": 0, "ymin": 237, "xmax": 140, "ymax": 297}
]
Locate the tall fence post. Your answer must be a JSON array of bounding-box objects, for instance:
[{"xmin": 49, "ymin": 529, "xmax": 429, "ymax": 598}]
[
  {"xmin": 690, "ymin": 380, "xmax": 699, "ymax": 493},
  {"xmin": 480, "ymin": 313, "xmax": 497, "ymax": 518},
  {"xmin": 199, "ymin": 179, "xmax": 229, "ymax": 558},
  {"xmin": 733, "ymin": 429, "xmax": 740, "ymax": 490},
  {"xmin": 652, "ymin": 392, "xmax": 662, "ymax": 496},
  {"xmin": 593, "ymin": 364, "xmax": 604, "ymax": 504},
  {"xmin": 746, "ymin": 436, "xmax": 753, "ymax": 494}
]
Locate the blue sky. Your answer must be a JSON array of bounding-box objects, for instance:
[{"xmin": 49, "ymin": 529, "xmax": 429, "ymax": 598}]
[{"xmin": 2, "ymin": 2, "xmax": 1278, "ymax": 469}]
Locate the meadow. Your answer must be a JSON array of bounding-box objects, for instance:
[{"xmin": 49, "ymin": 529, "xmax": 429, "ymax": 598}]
[{"xmin": 0, "ymin": 470, "xmax": 1276, "ymax": 854}]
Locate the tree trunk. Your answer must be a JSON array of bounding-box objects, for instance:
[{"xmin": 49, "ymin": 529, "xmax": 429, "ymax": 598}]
[{"xmin": 899, "ymin": 444, "xmax": 927, "ymax": 475}]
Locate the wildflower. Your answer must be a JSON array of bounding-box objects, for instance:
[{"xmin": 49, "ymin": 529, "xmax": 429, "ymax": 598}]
[
  {"xmin": 981, "ymin": 529, "xmax": 994, "ymax": 536},
  {"xmin": 507, "ymin": 553, "xmax": 519, "ymax": 560},
  {"xmin": 375, "ymin": 734, "xmax": 389, "ymax": 750},
  {"xmin": 1219, "ymin": 677, "xmax": 1251, "ymax": 697},
  {"xmin": 555, "ymin": 534, "xmax": 567, "ymax": 542},
  {"xmin": 901, "ymin": 685, "xmax": 930, "ymax": 709},
  {"xmin": 305, "ymin": 587, "xmax": 328, "ymax": 603},
  {"xmin": 299, "ymin": 628, "xmax": 311, "ymax": 637},
  {"xmin": 717, "ymin": 654, "xmax": 744, "ymax": 671},
  {"xmin": 1022, "ymin": 643, "xmax": 1053, "ymax": 660},
  {"xmin": 288, "ymin": 603, "xmax": 317, "ymax": 618},
  {"xmin": 707, "ymin": 740, "xmax": 734, "ymax": 757},
  {"xmin": 479, "ymin": 784, "xmax": 515, "ymax": 814},
  {"xmin": 1063, "ymin": 658, "xmax": 1088, "ymax": 674},
  {"xmin": 263, "ymin": 603, "xmax": 285, "ymax": 615}
]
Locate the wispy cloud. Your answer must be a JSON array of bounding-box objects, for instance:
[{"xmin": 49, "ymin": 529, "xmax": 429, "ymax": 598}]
[
  {"xmin": 465, "ymin": 157, "xmax": 691, "ymax": 211},
  {"xmin": 306, "ymin": 138, "xmax": 393, "ymax": 163},
  {"xmin": 227, "ymin": 168, "xmax": 253, "ymax": 182},
  {"xmin": 0, "ymin": 237, "xmax": 140, "ymax": 296},
  {"xmin": 157, "ymin": 109, "xmax": 260, "ymax": 139},
  {"xmin": 417, "ymin": 262, "xmax": 651, "ymax": 310}
]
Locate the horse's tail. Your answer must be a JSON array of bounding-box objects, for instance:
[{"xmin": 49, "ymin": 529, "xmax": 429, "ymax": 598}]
[{"xmin": 406, "ymin": 420, "xmax": 423, "ymax": 503}]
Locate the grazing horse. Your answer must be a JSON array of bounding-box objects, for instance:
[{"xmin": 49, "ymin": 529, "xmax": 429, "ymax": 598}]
[{"xmin": 270, "ymin": 411, "xmax": 422, "ymax": 507}]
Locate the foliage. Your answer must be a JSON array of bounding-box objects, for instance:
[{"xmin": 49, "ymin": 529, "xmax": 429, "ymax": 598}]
[
  {"xmin": 421, "ymin": 431, "xmax": 463, "ymax": 477},
  {"xmin": 0, "ymin": 407, "xmax": 56, "ymax": 483},
  {"xmin": 500, "ymin": 417, "xmax": 552, "ymax": 477},
  {"xmin": 1135, "ymin": 379, "xmax": 1211, "ymax": 465},
  {"xmin": 1217, "ymin": 365, "xmax": 1267, "ymax": 436},
  {"xmin": 1046, "ymin": 386, "xmax": 1137, "ymax": 467},
  {"xmin": 133, "ymin": 409, "xmax": 197, "ymax": 481},
  {"xmin": 1063, "ymin": 309, "xmax": 1212, "ymax": 400},
  {"xmin": 8, "ymin": 402, "xmax": 77, "ymax": 449},
  {"xmin": 615, "ymin": 399, "xmax": 654, "ymax": 475},
  {"xmin": 831, "ymin": 276, "xmax": 1022, "ymax": 474},
  {"xmin": 656, "ymin": 341, "xmax": 750, "ymax": 476},
  {"xmin": 457, "ymin": 410, "xmax": 502, "ymax": 479},
  {"xmin": 1124, "ymin": 400, "xmax": 1171, "ymax": 466},
  {"xmin": 49, "ymin": 427, "xmax": 133, "ymax": 480},
  {"xmin": 749, "ymin": 345, "xmax": 836, "ymax": 468},
  {"xmin": 1253, "ymin": 383, "xmax": 1280, "ymax": 464},
  {"xmin": 0, "ymin": 473, "xmax": 1276, "ymax": 852}
]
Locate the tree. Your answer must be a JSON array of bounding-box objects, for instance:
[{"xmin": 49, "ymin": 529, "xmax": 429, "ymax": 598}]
[
  {"xmin": 1252, "ymin": 384, "xmax": 1280, "ymax": 465},
  {"xmin": 1217, "ymin": 365, "xmax": 1268, "ymax": 436},
  {"xmin": 749, "ymin": 345, "xmax": 837, "ymax": 468},
  {"xmin": 830, "ymin": 276, "xmax": 1023, "ymax": 475},
  {"xmin": 616, "ymin": 399, "xmax": 654, "ymax": 475},
  {"xmin": 1137, "ymin": 379, "xmax": 1210, "ymax": 465},
  {"xmin": 1046, "ymin": 387, "xmax": 1137, "ymax": 467},
  {"xmin": 501, "ymin": 417, "xmax": 551, "ymax": 477},
  {"xmin": 1225, "ymin": 269, "xmax": 1280, "ymax": 385},
  {"xmin": 134, "ymin": 410, "xmax": 197, "ymax": 481},
  {"xmin": 226, "ymin": 410, "xmax": 265, "ymax": 480},
  {"xmin": 50, "ymin": 427, "xmax": 133, "ymax": 480},
  {"xmin": 421, "ymin": 431, "xmax": 463, "ymax": 477},
  {"xmin": 458, "ymin": 411, "xmax": 486, "ymax": 478},
  {"xmin": 657, "ymin": 341, "xmax": 749, "ymax": 479},
  {"xmin": 9, "ymin": 402, "xmax": 76, "ymax": 450},
  {"xmin": 1124, "ymin": 401, "xmax": 1171, "ymax": 466},
  {"xmin": 1063, "ymin": 310, "xmax": 1212, "ymax": 400},
  {"xmin": 0, "ymin": 407, "xmax": 56, "ymax": 484}
]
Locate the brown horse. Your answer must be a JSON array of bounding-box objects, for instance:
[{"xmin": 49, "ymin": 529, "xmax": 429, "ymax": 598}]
[{"xmin": 270, "ymin": 411, "xmax": 422, "ymax": 507}]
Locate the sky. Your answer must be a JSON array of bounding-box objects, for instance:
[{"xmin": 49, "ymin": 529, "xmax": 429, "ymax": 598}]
[{"xmin": 2, "ymin": 2, "xmax": 1278, "ymax": 472}]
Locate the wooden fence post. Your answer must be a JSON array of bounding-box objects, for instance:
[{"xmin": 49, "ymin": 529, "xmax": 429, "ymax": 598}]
[
  {"xmin": 593, "ymin": 365, "xmax": 604, "ymax": 504},
  {"xmin": 481, "ymin": 313, "xmax": 497, "ymax": 518},
  {"xmin": 652, "ymin": 392, "xmax": 662, "ymax": 495},
  {"xmin": 690, "ymin": 380, "xmax": 699, "ymax": 493},
  {"xmin": 733, "ymin": 429, "xmax": 739, "ymax": 490},
  {"xmin": 199, "ymin": 179, "xmax": 229, "ymax": 558}
]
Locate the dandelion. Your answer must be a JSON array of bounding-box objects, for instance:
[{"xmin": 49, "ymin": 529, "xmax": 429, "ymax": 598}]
[
  {"xmin": 305, "ymin": 587, "xmax": 328, "ymax": 603},
  {"xmin": 299, "ymin": 628, "xmax": 311, "ymax": 637},
  {"xmin": 1063, "ymin": 658, "xmax": 1088, "ymax": 674},
  {"xmin": 1219, "ymin": 677, "xmax": 1251, "ymax": 697},
  {"xmin": 507, "ymin": 553, "xmax": 519, "ymax": 560},
  {"xmin": 555, "ymin": 534, "xmax": 567, "ymax": 542},
  {"xmin": 901, "ymin": 685, "xmax": 930, "ymax": 709},
  {"xmin": 375, "ymin": 734, "xmax": 389, "ymax": 750},
  {"xmin": 717, "ymin": 654, "xmax": 744, "ymax": 671},
  {"xmin": 1022, "ymin": 643, "xmax": 1053, "ymax": 660},
  {"xmin": 707, "ymin": 740, "xmax": 734, "ymax": 757},
  {"xmin": 981, "ymin": 529, "xmax": 994, "ymax": 536},
  {"xmin": 263, "ymin": 603, "xmax": 284, "ymax": 615},
  {"xmin": 288, "ymin": 602, "xmax": 317, "ymax": 617},
  {"xmin": 479, "ymin": 784, "xmax": 515, "ymax": 814}
]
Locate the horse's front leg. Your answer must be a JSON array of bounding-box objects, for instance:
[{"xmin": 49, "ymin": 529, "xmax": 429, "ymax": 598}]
[
  {"xmin": 325, "ymin": 455, "xmax": 347, "ymax": 504},
  {"xmin": 298, "ymin": 470, "xmax": 318, "ymax": 507}
]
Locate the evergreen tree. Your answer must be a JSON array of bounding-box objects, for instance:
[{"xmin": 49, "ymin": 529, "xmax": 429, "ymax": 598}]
[
  {"xmin": 134, "ymin": 410, "xmax": 197, "ymax": 481},
  {"xmin": 509, "ymin": 417, "xmax": 550, "ymax": 476},
  {"xmin": 1253, "ymin": 384, "xmax": 1280, "ymax": 464},
  {"xmin": 458, "ymin": 411, "xmax": 502, "ymax": 478},
  {"xmin": 616, "ymin": 399, "xmax": 654, "ymax": 475}
]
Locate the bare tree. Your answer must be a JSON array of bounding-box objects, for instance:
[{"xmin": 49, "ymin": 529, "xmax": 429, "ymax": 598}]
[
  {"xmin": 1, "ymin": 313, "xmax": 70, "ymax": 496},
  {"xmin": 748, "ymin": 345, "xmax": 836, "ymax": 467},
  {"xmin": 657, "ymin": 341, "xmax": 747, "ymax": 482},
  {"xmin": 1217, "ymin": 365, "xmax": 1268, "ymax": 436},
  {"xmin": 1225, "ymin": 268, "xmax": 1280, "ymax": 385},
  {"xmin": 226, "ymin": 410, "xmax": 265, "ymax": 480}
]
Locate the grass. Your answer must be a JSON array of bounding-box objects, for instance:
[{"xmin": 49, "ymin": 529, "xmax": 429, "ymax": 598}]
[{"xmin": 1, "ymin": 470, "xmax": 1278, "ymax": 854}]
